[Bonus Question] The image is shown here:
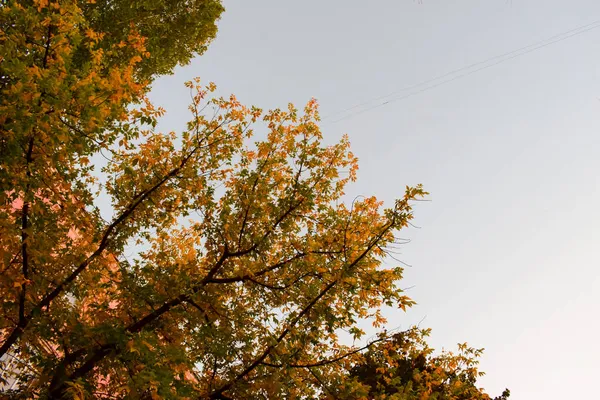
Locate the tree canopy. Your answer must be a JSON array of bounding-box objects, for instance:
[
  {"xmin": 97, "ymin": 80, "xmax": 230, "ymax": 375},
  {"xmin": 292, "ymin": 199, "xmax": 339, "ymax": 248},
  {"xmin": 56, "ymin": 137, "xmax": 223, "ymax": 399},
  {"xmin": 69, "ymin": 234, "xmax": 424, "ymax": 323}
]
[
  {"xmin": 342, "ymin": 328, "xmax": 511, "ymax": 400},
  {"xmin": 80, "ymin": 0, "xmax": 224, "ymax": 81},
  {"xmin": 0, "ymin": 1, "xmax": 508, "ymax": 399}
]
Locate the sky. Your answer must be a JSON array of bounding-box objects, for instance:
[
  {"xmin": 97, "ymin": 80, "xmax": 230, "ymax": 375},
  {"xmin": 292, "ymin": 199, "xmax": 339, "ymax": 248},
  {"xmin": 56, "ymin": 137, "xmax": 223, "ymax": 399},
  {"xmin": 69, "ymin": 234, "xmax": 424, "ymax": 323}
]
[{"xmin": 147, "ymin": 1, "xmax": 600, "ymax": 398}]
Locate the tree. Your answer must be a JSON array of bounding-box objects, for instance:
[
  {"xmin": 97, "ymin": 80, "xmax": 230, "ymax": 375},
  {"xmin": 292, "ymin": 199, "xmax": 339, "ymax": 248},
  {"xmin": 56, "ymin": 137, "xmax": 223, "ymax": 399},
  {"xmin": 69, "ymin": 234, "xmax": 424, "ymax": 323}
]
[
  {"xmin": 340, "ymin": 328, "xmax": 511, "ymax": 400},
  {"xmin": 2, "ymin": 69, "xmax": 425, "ymax": 397},
  {"xmin": 1, "ymin": 0, "xmax": 223, "ymax": 362},
  {"xmin": 1, "ymin": 1, "xmax": 507, "ymax": 399},
  {"xmin": 1, "ymin": 0, "xmax": 151, "ymax": 367}
]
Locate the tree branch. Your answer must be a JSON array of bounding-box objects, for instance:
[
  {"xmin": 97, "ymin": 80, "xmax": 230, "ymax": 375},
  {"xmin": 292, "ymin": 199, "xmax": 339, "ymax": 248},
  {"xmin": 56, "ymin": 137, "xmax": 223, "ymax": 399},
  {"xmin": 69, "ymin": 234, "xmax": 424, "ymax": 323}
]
[
  {"xmin": 0, "ymin": 140, "xmax": 204, "ymax": 359},
  {"xmin": 18, "ymin": 136, "xmax": 35, "ymax": 325},
  {"xmin": 47, "ymin": 197, "xmax": 309, "ymax": 394},
  {"xmin": 207, "ymin": 220, "xmax": 395, "ymax": 399},
  {"xmin": 1, "ymin": 23, "xmax": 54, "ymax": 357},
  {"xmin": 206, "ymin": 252, "xmax": 306, "ymax": 284},
  {"xmin": 261, "ymin": 336, "xmax": 387, "ymax": 369}
]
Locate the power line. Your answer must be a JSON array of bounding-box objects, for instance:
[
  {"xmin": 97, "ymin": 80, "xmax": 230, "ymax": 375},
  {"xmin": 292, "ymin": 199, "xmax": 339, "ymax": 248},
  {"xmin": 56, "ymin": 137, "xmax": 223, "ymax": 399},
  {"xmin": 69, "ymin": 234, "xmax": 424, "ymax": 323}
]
[
  {"xmin": 324, "ymin": 19, "xmax": 600, "ymax": 124},
  {"xmin": 324, "ymin": 19, "xmax": 600, "ymax": 119}
]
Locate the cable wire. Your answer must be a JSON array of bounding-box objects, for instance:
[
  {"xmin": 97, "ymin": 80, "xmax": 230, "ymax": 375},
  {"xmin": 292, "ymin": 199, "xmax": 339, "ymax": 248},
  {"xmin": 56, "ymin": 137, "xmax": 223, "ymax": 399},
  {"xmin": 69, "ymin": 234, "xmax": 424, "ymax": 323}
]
[{"xmin": 324, "ymin": 19, "xmax": 600, "ymax": 123}]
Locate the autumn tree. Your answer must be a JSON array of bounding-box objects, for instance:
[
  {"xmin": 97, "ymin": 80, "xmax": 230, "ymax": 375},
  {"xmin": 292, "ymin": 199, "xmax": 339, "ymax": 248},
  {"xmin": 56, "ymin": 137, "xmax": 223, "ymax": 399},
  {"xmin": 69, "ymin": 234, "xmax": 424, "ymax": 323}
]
[
  {"xmin": 338, "ymin": 328, "xmax": 511, "ymax": 400},
  {"xmin": 1, "ymin": 0, "xmax": 223, "ymax": 348},
  {"xmin": 1, "ymin": 1, "xmax": 422, "ymax": 392},
  {"xmin": 2, "ymin": 65, "xmax": 425, "ymax": 397},
  {"xmin": 1, "ymin": 1, "xmax": 507, "ymax": 399}
]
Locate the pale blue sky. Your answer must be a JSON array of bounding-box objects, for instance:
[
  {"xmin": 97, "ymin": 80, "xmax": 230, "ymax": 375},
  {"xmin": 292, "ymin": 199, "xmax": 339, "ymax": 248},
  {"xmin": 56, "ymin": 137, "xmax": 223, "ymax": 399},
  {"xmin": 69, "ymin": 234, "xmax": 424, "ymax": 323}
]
[{"xmin": 147, "ymin": 1, "xmax": 600, "ymax": 398}]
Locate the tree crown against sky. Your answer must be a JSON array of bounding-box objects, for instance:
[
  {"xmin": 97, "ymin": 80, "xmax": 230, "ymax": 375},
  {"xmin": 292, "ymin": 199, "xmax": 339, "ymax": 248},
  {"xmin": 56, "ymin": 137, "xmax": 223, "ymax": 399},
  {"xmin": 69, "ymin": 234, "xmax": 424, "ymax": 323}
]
[{"xmin": 1, "ymin": 1, "xmax": 508, "ymax": 398}]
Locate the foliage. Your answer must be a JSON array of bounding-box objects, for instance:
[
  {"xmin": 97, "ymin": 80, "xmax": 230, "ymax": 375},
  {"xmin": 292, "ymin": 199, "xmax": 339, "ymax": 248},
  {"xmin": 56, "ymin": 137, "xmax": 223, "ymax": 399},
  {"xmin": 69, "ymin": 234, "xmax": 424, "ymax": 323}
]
[
  {"xmin": 0, "ymin": 0, "xmax": 223, "ymax": 161},
  {"xmin": 338, "ymin": 328, "xmax": 511, "ymax": 400},
  {"xmin": 80, "ymin": 0, "xmax": 224, "ymax": 81},
  {"xmin": 0, "ymin": 1, "xmax": 506, "ymax": 399},
  {"xmin": 1, "ymin": 69, "xmax": 425, "ymax": 397}
]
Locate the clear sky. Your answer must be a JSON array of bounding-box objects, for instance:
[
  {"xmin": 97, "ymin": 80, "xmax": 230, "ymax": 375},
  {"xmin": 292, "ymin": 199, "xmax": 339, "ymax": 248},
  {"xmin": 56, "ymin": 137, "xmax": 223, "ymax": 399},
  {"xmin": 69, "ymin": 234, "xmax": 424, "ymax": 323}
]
[{"xmin": 147, "ymin": 1, "xmax": 600, "ymax": 398}]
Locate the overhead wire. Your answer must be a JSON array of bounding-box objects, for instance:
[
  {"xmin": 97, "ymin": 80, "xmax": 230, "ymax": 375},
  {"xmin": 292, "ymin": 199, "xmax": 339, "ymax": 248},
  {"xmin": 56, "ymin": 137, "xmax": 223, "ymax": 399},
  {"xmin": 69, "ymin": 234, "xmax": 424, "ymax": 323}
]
[
  {"xmin": 325, "ymin": 19, "xmax": 600, "ymax": 119},
  {"xmin": 323, "ymin": 19, "xmax": 600, "ymax": 124}
]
